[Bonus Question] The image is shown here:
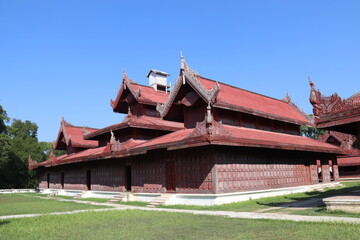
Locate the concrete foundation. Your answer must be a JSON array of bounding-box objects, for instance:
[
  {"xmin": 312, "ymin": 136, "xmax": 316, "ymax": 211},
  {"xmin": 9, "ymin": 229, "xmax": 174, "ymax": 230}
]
[
  {"xmin": 323, "ymin": 195, "xmax": 360, "ymax": 213},
  {"xmin": 40, "ymin": 182, "xmax": 340, "ymax": 206}
]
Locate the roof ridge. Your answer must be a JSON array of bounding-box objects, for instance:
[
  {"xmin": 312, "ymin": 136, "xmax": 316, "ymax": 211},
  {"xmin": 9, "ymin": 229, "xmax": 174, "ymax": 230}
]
[
  {"xmin": 67, "ymin": 124, "xmax": 98, "ymax": 130},
  {"xmin": 129, "ymin": 82, "xmax": 169, "ymax": 94},
  {"xmin": 199, "ymin": 76, "xmax": 291, "ymax": 105}
]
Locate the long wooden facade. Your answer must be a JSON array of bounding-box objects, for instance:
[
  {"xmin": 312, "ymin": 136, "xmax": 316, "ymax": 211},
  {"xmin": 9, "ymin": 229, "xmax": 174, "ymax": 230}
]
[{"xmin": 30, "ymin": 58, "xmax": 343, "ymax": 197}]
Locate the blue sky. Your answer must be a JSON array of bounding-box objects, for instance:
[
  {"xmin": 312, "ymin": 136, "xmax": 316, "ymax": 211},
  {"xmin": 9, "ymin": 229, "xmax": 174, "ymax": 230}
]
[{"xmin": 1, "ymin": 0, "xmax": 359, "ymax": 142}]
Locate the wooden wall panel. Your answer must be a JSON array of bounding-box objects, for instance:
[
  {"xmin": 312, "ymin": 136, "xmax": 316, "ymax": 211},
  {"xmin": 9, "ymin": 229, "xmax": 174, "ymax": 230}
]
[{"xmin": 214, "ymin": 147, "xmax": 323, "ymax": 193}]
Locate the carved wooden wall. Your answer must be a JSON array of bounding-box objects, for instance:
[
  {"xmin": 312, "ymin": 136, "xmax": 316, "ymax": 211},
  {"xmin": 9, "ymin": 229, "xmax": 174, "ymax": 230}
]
[
  {"xmin": 213, "ymin": 147, "xmax": 323, "ymax": 193},
  {"xmin": 132, "ymin": 155, "xmax": 165, "ymax": 193},
  {"xmin": 40, "ymin": 160, "xmax": 127, "ymax": 192}
]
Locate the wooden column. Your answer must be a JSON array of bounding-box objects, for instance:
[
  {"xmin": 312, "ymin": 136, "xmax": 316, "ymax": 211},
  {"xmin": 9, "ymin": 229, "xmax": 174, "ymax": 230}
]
[{"xmin": 321, "ymin": 159, "xmax": 331, "ymax": 183}]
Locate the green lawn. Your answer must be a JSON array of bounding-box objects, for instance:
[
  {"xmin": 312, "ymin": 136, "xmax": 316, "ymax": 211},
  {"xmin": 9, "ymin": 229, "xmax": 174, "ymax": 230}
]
[
  {"xmin": 116, "ymin": 201, "xmax": 148, "ymax": 207},
  {"xmin": 159, "ymin": 181, "xmax": 360, "ymax": 214},
  {"xmin": 1, "ymin": 210, "xmax": 360, "ymax": 240},
  {"xmin": 0, "ymin": 194, "xmax": 110, "ymax": 216}
]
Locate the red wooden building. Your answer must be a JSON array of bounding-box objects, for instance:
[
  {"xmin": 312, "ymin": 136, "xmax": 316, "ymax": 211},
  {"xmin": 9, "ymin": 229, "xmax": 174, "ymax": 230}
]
[
  {"xmin": 29, "ymin": 59, "xmax": 343, "ymax": 205},
  {"xmin": 310, "ymin": 80, "xmax": 360, "ymax": 179}
]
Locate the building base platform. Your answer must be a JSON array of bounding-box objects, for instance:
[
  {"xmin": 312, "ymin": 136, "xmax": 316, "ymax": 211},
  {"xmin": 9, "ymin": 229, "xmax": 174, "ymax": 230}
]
[
  {"xmin": 40, "ymin": 182, "xmax": 341, "ymax": 206},
  {"xmin": 323, "ymin": 194, "xmax": 360, "ymax": 213}
]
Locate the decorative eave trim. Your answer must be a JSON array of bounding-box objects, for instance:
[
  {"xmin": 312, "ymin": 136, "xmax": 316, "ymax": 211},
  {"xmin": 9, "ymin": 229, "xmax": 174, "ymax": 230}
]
[
  {"xmin": 110, "ymin": 71, "xmax": 141, "ymax": 112},
  {"xmin": 212, "ymin": 102, "xmax": 312, "ymax": 127},
  {"xmin": 28, "ymin": 155, "xmax": 37, "ymax": 170},
  {"xmin": 156, "ymin": 57, "xmax": 220, "ymax": 118},
  {"xmin": 281, "ymin": 92, "xmax": 312, "ymax": 124},
  {"xmin": 53, "ymin": 117, "xmax": 72, "ymax": 149},
  {"xmin": 84, "ymin": 115, "xmax": 184, "ymax": 140},
  {"xmin": 309, "ymin": 80, "xmax": 360, "ymax": 124}
]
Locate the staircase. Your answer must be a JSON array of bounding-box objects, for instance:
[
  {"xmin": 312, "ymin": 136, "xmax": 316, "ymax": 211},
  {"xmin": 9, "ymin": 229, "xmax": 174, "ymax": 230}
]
[
  {"xmin": 48, "ymin": 190, "xmax": 60, "ymax": 197},
  {"xmin": 74, "ymin": 191, "xmax": 86, "ymax": 199},
  {"xmin": 108, "ymin": 192, "xmax": 129, "ymax": 203},
  {"xmin": 147, "ymin": 194, "xmax": 171, "ymax": 207}
]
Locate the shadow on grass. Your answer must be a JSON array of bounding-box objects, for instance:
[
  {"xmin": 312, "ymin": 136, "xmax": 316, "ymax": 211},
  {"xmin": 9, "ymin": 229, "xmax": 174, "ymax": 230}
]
[
  {"xmin": 0, "ymin": 221, "xmax": 10, "ymax": 226},
  {"xmin": 256, "ymin": 182, "xmax": 360, "ymax": 208}
]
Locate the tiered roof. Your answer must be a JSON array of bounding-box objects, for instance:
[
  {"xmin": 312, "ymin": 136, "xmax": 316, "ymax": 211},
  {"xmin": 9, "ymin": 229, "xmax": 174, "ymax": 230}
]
[
  {"xmin": 131, "ymin": 119, "xmax": 343, "ymax": 154},
  {"xmin": 53, "ymin": 118, "xmax": 98, "ymax": 150},
  {"xmin": 110, "ymin": 72, "xmax": 169, "ymax": 113},
  {"xmin": 156, "ymin": 58, "xmax": 310, "ymax": 126},
  {"xmin": 84, "ymin": 115, "xmax": 183, "ymax": 140},
  {"xmin": 30, "ymin": 58, "xmax": 343, "ymax": 170}
]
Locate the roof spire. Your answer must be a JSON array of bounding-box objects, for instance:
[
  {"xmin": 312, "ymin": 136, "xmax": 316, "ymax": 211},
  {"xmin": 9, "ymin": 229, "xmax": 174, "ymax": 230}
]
[
  {"xmin": 180, "ymin": 54, "xmax": 187, "ymax": 71},
  {"xmin": 308, "ymin": 75, "xmax": 314, "ymax": 86},
  {"xmin": 282, "ymin": 91, "xmax": 291, "ymax": 103}
]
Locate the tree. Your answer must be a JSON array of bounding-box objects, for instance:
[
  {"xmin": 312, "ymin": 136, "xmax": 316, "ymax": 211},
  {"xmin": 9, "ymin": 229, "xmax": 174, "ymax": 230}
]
[
  {"xmin": 0, "ymin": 105, "xmax": 57, "ymax": 189},
  {"xmin": 300, "ymin": 125, "xmax": 325, "ymax": 140},
  {"xmin": 0, "ymin": 105, "xmax": 9, "ymax": 134},
  {"xmin": 0, "ymin": 106, "xmax": 11, "ymax": 187},
  {"xmin": 38, "ymin": 141, "xmax": 66, "ymax": 160}
]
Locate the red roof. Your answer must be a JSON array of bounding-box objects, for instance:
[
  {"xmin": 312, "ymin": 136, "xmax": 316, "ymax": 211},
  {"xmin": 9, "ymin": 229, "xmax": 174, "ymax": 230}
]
[
  {"xmin": 35, "ymin": 139, "xmax": 147, "ymax": 167},
  {"xmin": 338, "ymin": 156, "xmax": 360, "ymax": 167},
  {"xmin": 111, "ymin": 73, "xmax": 169, "ymax": 113},
  {"xmin": 47, "ymin": 146, "xmax": 108, "ymax": 167},
  {"xmin": 132, "ymin": 122, "xmax": 342, "ymax": 154},
  {"xmin": 32, "ymin": 122, "xmax": 342, "ymax": 169},
  {"xmin": 158, "ymin": 59, "xmax": 310, "ymax": 126},
  {"xmin": 129, "ymin": 82, "xmax": 168, "ymax": 104},
  {"xmin": 132, "ymin": 129, "xmax": 193, "ymax": 150},
  {"xmin": 84, "ymin": 115, "xmax": 183, "ymax": 140},
  {"xmin": 223, "ymin": 125, "xmax": 342, "ymax": 153},
  {"xmin": 53, "ymin": 118, "xmax": 98, "ymax": 150},
  {"xmin": 198, "ymin": 77, "xmax": 309, "ymax": 125}
]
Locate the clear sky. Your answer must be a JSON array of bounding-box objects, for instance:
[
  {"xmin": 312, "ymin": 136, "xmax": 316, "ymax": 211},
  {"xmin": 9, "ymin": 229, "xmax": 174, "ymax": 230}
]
[{"xmin": 1, "ymin": 0, "xmax": 359, "ymax": 142}]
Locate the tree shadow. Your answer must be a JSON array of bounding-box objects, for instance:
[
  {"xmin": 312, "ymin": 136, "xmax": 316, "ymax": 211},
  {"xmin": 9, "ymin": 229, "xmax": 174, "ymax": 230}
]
[
  {"xmin": 0, "ymin": 220, "xmax": 10, "ymax": 226},
  {"xmin": 256, "ymin": 183, "xmax": 360, "ymax": 208}
]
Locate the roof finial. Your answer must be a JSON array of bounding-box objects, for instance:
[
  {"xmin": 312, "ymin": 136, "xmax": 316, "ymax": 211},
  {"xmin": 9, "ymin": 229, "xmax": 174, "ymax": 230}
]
[
  {"xmin": 180, "ymin": 53, "xmax": 186, "ymax": 71},
  {"xmin": 110, "ymin": 130, "xmax": 116, "ymax": 143},
  {"xmin": 308, "ymin": 75, "xmax": 313, "ymax": 85}
]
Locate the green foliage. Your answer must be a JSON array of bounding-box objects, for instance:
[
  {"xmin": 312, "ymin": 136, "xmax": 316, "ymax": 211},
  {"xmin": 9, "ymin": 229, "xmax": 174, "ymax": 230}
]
[
  {"xmin": 0, "ymin": 105, "xmax": 59, "ymax": 189},
  {"xmin": 38, "ymin": 141, "xmax": 66, "ymax": 158},
  {"xmin": 300, "ymin": 125, "xmax": 325, "ymax": 139},
  {"xmin": 0, "ymin": 105, "xmax": 10, "ymax": 134}
]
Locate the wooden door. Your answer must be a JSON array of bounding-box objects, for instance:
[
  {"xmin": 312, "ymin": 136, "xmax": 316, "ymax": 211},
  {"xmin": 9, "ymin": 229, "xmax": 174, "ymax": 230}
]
[
  {"xmin": 61, "ymin": 172, "xmax": 64, "ymax": 189},
  {"xmin": 165, "ymin": 161, "xmax": 176, "ymax": 192},
  {"xmin": 125, "ymin": 166, "xmax": 132, "ymax": 191},
  {"xmin": 86, "ymin": 170, "xmax": 91, "ymax": 190},
  {"xmin": 47, "ymin": 173, "xmax": 50, "ymax": 188}
]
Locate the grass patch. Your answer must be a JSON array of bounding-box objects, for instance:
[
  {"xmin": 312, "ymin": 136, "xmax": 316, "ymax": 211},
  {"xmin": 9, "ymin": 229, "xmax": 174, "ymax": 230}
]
[
  {"xmin": 1, "ymin": 210, "xmax": 360, "ymax": 240},
  {"xmin": 81, "ymin": 198, "xmax": 109, "ymax": 203},
  {"xmin": 289, "ymin": 206, "xmax": 360, "ymax": 218},
  {"xmin": 0, "ymin": 194, "xmax": 110, "ymax": 216},
  {"xmin": 116, "ymin": 201, "xmax": 148, "ymax": 207},
  {"xmin": 52, "ymin": 195, "xmax": 75, "ymax": 200}
]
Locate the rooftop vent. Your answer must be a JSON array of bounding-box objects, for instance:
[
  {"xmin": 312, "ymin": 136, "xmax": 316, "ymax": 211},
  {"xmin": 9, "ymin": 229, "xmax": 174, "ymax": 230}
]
[{"xmin": 147, "ymin": 69, "xmax": 170, "ymax": 91}]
